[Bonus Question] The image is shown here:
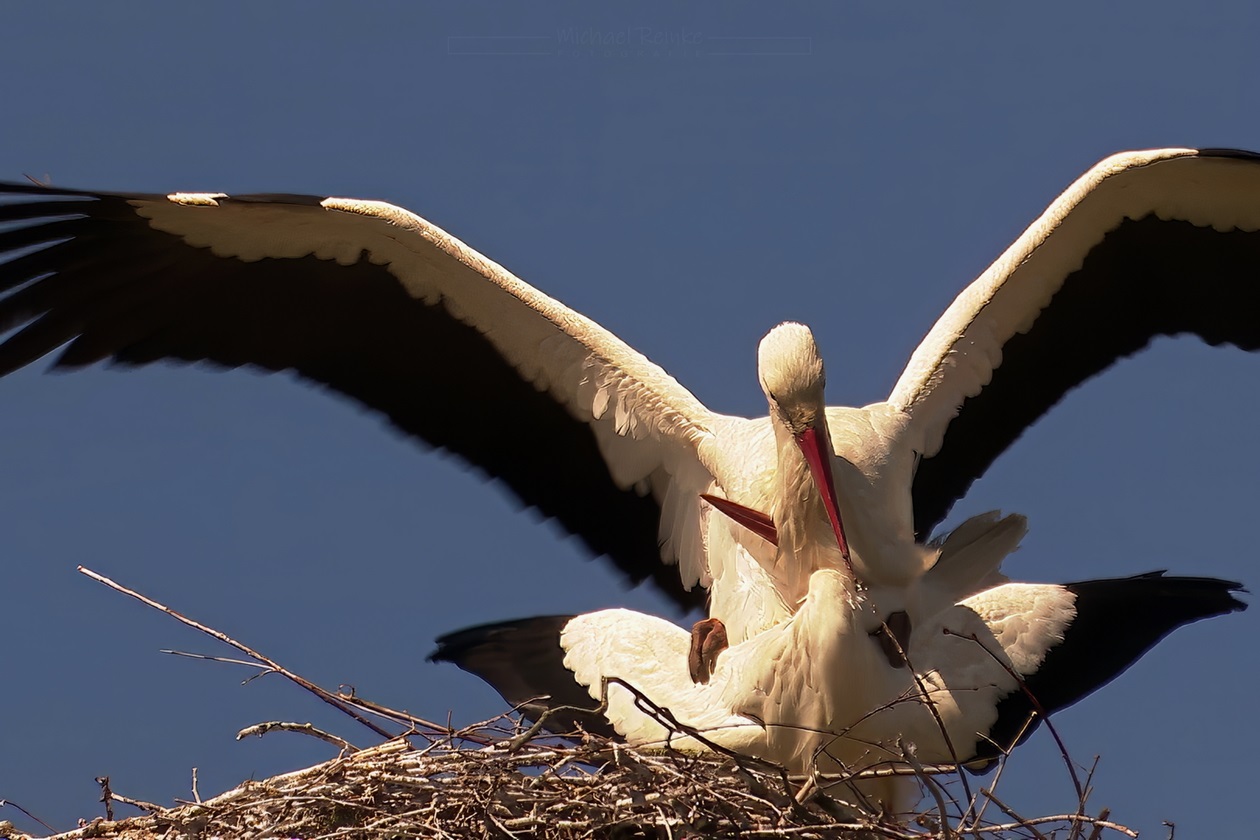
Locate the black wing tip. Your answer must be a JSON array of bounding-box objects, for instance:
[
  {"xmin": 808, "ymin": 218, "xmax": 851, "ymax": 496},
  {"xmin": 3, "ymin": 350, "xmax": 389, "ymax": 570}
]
[
  {"xmin": 428, "ymin": 614, "xmax": 576, "ymax": 664},
  {"xmin": 1064, "ymin": 570, "xmax": 1249, "ymax": 614},
  {"xmin": 0, "ymin": 180, "xmax": 332, "ymax": 207},
  {"xmin": 0, "ymin": 179, "xmax": 88, "ymax": 196},
  {"xmin": 226, "ymin": 193, "xmax": 329, "ymax": 206},
  {"xmin": 0, "ymin": 180, "xmax": 150, "ymax": 202},
  {"xmin": 1196, "ymin": 147, "xmax": 1260, "ymax": 161}
]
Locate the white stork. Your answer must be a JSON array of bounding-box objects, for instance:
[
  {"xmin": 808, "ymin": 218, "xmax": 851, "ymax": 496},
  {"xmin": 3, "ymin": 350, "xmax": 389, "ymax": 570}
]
[
  {"xmin": 3, "ymin": 148, "xmax": 1260, "ymax": 639},
  {"xmin": 429, "ymin": 526, "xmax": 1248, "ymax": 813}
]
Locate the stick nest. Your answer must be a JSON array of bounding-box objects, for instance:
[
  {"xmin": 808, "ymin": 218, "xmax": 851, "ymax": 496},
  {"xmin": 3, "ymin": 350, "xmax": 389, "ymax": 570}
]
[
  {"xmin": 1, "ymin": 568, "xmax": 1135, "ymax": 840},
  {"xmin": 4, "ymin": 718, "xmax": 1133, "ymax": 840}
]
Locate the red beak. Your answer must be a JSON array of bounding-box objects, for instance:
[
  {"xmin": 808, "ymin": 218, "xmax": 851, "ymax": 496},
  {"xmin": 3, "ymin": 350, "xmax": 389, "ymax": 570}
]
[
  {"xmin": 700, "ymin": 493, "xmax": 779, "ymax": 545},
  {"xmin": 796, "ymin": 426, "xmax": 852, "ymax": 569}
]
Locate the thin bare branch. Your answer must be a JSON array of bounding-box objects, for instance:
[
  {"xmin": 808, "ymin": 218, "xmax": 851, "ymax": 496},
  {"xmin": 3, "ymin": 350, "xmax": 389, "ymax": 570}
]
[
  {"xmin": 1, "ymin": 799, "xmax": 58, "ymax": 833},
  {"xmin": 886, "ymin": 623, "xmax": 974, "ymax": 808},
  {"xmin": 978, "ymin": 788, "xmax": 1050, "ymax": 840},
  {"xmin": 78, "ymin": 565, "xmax": 395, "ymax": 739},
  {"xmin": 900, "ymin": 738, "xmax": 953, "ymax": 838},
  {"xmin": 94, "ymin": 776, "xmax": 114, "ymax": 822}
]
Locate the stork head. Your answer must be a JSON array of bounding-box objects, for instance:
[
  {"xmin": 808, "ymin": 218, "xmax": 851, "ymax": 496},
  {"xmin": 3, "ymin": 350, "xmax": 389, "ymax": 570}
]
[
  {"xmin": 757, "ymin": 322, "xmax": 826, "ymax": 434},
  {"xmin": 756, "ymin": 322, "xmax": 851, "ymax": 564}
]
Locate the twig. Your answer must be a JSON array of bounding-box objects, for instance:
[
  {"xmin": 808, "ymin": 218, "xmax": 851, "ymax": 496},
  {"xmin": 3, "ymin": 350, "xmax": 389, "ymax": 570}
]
[
  {"xmin": 160, "ymin": 649, "xmax": 268, "ymax": 670},
  {"xmin": 978, "ymin": 788, "xmax": 1050, "ymax": 840},
  {"xmin": 962, "ymin": 713, "xmax": 1032, "ymax": 830},
  {"xmin": 169, "ymin": 649, "xmax": 490, "ymax": 747},
  {"xmin": 880, "ymin": 619, "xmax": 974, "ymax": 809},
  {"xmin": 970, "ymin": 813, "xmax": 1137, "ymax": 838},
  {"xmin": 505, "ymin": 694, "xmax": 606, "ymax": 751},
  {"xmin": 791, "ymin": 773, "xmax": 817, "ymax": 807},
  {"xmin": 899, "ymin": 738, "xmax": 953, "ymax": 838},
  {"xmin": 78, "ymin": 565, "xmax": 395, "ymax": 739},
  {"xmin": 1, "ymin": 798, "xmax": 58, "ymax": 833},
  {"xmin": 330, "ymin": 686, "xmax": 470, "ymax": 742},
  {"xmin": 1070, "ymin": 756, "xmax": 1103, "ymax": 840},
  {"xmin": 95, "ymin": 776, "xmax": 114, "ymax": 822},
  {"xmin": 107, "ymin": 792, "xmax": 164, "ymax": 814},
  {"xmin": 237, "ymin": 720, "xmax": 358, "ymax": 752},
  {"xmin": 1087, "ymin": 807, "xmax": 1112, "ymax": 840}
]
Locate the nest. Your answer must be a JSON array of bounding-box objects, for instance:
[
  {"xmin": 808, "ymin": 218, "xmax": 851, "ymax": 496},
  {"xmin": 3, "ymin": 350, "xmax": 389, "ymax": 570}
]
[
  {"xmin": 2, "ymin": 569, "xmax": 1137, "ymax": 840},
  {"xmin": 5, "ymin": 715, "xmax": 1137, "ymax": 840}
]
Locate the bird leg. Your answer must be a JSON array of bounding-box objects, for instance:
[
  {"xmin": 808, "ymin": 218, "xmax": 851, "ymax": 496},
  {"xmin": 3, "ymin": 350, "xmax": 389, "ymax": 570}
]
[
  {"xmin": 871, "ymin": 610, "xmax": 913, "ymax": 668},
  {"xmin": 688, "ymin": 617, "xmax": 729, "ymax": 684},
  {"xmin": 700, "ymin": 494, "xmax": 779, "ymax": 544}
]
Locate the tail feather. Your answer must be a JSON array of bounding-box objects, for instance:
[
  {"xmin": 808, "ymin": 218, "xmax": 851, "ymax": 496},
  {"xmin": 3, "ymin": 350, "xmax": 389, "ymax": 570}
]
[{"xmin": 927, "ymin": 511, "xmax": 1027, "ymax": 598}]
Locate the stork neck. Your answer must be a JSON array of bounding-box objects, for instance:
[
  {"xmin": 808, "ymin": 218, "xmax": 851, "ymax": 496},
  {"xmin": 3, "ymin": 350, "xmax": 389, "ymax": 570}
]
[
  {"xmin": 773, "ymin": 435, "xmax": 829, "ymax": 548},
  {"xmin": 794, "ymin": 570, "xmax": 885, "ymax": 714}
]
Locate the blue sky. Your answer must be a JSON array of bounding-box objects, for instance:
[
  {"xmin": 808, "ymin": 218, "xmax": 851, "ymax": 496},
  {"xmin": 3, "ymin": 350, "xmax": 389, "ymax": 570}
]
[{"xmin": 0, "ymin": 3, "xmax": 1256, "ymax": 836}]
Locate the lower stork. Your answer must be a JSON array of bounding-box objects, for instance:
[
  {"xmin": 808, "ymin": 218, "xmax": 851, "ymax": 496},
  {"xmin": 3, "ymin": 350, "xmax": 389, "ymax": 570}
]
[{"xmin": 432, "ymin": 558, "xmax": 1246, "ymax": 813}]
